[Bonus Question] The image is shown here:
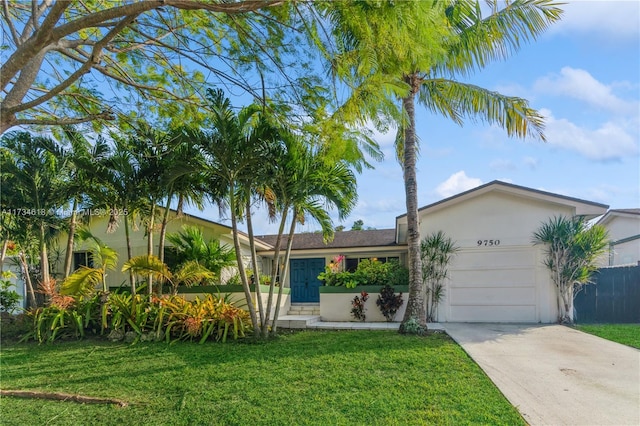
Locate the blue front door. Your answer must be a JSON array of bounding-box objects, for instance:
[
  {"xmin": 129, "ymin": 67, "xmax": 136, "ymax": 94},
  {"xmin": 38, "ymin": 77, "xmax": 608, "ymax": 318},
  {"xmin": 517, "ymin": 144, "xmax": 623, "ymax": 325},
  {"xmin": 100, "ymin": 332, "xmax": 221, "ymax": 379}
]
[{"xmin": 290, "ymin": 258, "xmax": 325, "ymax": 303}]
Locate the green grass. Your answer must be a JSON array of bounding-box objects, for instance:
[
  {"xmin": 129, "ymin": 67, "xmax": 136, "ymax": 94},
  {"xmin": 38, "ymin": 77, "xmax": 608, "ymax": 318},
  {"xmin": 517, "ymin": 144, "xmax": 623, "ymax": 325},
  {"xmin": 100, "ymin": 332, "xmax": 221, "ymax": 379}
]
[
  {"xmin": 576, "ymin": 324, "xmax": 640, "ymax": 349},
  {"xmin": 0, "ymin": 331, "xmax": 524, "ymax": 425}
]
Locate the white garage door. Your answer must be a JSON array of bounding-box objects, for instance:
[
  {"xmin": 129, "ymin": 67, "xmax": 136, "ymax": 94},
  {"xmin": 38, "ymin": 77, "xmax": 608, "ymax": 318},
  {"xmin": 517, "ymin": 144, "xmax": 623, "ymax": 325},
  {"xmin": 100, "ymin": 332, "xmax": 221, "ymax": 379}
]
[{"xmin": 445, "ymin": 247, "xmax": 538, "ymax": 322}]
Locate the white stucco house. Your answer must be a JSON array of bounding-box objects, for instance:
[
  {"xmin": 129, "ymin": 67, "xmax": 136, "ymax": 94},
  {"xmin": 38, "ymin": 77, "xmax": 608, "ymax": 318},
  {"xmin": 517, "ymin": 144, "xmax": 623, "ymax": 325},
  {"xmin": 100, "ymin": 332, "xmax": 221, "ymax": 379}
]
[
  {"xmin": 262, "ymin": 181, "xmax": 609, "ymax": 323},
  {"xmin": 396, "ymin": 181, "xmax": 608, "ymax": 323},
  {"xmin": 596, "ymin": 209, "xmax": 640, "ymax": 266}
]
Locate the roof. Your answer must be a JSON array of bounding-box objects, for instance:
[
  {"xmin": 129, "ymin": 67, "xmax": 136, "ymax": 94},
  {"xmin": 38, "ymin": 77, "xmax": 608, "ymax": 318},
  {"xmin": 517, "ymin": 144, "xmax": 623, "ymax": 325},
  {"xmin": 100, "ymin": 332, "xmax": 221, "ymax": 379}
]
[
  {"xmin": 165, "ymin": 208, "xmax": 274, "ymax": 250},
  {"xmin": 396, "ymin": 180, "xmax": 609, "ymax": 221},
  {"xmin": 596, "ymin": 208, "xmax": 640, "ymax": 227},
  {"xmin": 256, "ymin": 229, "xmax": 399, "ymax": 250}
]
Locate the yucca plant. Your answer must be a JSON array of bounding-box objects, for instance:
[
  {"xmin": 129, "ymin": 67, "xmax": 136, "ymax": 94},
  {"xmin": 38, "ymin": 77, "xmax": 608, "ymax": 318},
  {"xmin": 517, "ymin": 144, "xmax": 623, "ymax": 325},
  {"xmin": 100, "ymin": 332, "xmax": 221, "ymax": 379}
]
[
  {"xmin": 420, "ymin": 231, "xmax": 459, "ymax": 322},
  {"xmin": 532, "ymin": 216, "xmax": 609, "ymax": 323}
]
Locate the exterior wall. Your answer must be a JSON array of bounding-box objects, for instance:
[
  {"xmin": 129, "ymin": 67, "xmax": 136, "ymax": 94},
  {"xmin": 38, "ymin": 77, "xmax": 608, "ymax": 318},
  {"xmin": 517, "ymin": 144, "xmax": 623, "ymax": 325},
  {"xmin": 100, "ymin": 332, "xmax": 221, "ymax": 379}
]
[
  {"xmin": 415, "ymin": 191, "xmax": 571, "ymax": 323},
  {"xmin": 601, "ymin": 215, "xmax": 640, "ymax": 266},
  {"xmin": 604, "ymin": 216, "xmax": 640, "ymax": 241},
  {"xmin": 2, "ymin": 256, "xmax": 26, "ymax": 310},
  {"xmin": 319, "ymin": 286, "xmax": 409, "ymax": 322},
  {"xmin": 53, "ymin": 212, "xmax": 257, "ymax": 289},
  {"xmin": 178, "ymin": 285, "xmax": 290, "ymax": 320}
]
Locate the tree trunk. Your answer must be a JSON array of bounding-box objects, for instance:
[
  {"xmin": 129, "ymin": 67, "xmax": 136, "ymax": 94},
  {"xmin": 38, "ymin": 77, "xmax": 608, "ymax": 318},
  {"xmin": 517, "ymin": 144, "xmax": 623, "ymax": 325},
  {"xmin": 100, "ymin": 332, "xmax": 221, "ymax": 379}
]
[
  {"xmin": 245, "ymin": 197, "xmax": 265, "ymax": 333},
  {"xmin": 123, "ymin": 204, "xmax": 135, "ymax": 295},
  {"xmin": 229, "ymin": 189, "xmax": 259, "ymax": 338},
  {"xmin": 147, "ymin": 202, "xmax": 155, "ymax": 294},
  {"xmin": 265, "ymin": 204, "xmax": 288, "ymax": 334},
  {"xmin": 19, "ymin": 252, "xmax": 37, "ymax": 308},
  {"xmin": 63, "ymin": 198, "xmax": 79, "ymax": 278},
  {"xmin": 400, "ymin": 76, "xmax": 427, "ymax": 332},
  {"xmin": 0, "ymin": 239, "xmax": 8, "ymax": 274},
  {"xmin": 158, "ymin": 192, "xmax": 173, "ymax": 263},
  {"xmin": 38, "ymin": 222, "xmax": 51, "ymax": 302},
  {"xmin": 271, "ymin": 214, "xmax": 296, "ymax": 336}
]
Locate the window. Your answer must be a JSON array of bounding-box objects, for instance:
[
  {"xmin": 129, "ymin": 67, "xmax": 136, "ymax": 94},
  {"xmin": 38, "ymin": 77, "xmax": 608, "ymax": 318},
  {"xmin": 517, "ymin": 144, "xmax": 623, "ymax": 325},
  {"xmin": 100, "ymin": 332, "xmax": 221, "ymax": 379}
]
[
  {"xmin": 345, "ymin": 256, "xmax": 400, "ymax": 272},
  {"xmin": 163, "ymin": 247, "xmax": 180, "ymax": 270},
  {"xmin": 73, "ymin": 251, "xmax": 94, "ymax": 270}
]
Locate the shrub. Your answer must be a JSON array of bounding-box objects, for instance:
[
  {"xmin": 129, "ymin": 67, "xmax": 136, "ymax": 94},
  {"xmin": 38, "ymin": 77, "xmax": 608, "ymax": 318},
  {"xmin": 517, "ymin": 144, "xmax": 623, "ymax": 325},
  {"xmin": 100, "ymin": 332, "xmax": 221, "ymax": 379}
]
[
  {"xmin": 350, "ymin": 291, "xmax": 368, "ymax": 321},
  {"xmin": 0, "ymin": 277, "xmax": 21, "ymax": 313},
  {"xmin": 319, "ymin": 258, "xmax": 409, "ymax": 288},
  {"xmin": 376, "ymin": 285, "xmax": 404, "ymax": 321}
]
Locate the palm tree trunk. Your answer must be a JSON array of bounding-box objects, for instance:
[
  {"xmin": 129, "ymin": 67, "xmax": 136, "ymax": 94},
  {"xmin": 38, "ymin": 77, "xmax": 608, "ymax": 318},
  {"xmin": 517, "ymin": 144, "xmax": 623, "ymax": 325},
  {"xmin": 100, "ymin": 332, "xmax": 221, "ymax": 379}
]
[
  {"xmin": 229, "ymin": 190, "xmax": 259, "ymax": 338},
  {"xmin": 245, "ymin": 197, "xmax": 266, "ymax": 334},
  {"xmin": 147, "ymin": 202, "xmax": 155, "ymax": 294},
  {"xmin": 19, "ymin": 252, "xmax": 37, "ymax": 308},
  {"xmin": 271, "ymin": 213, "xmax": 296, "ymax": 336},
  {"xmin": 123, "ymin": 204, "xmax": 135, "ymax": 295},
  {"xmin": 158, "ymin": 191, "xmax": 173, "ymax": 263},
  {"xmin": 400, "ymin": 77, "xmax": 427, "ymax": 332},
  {"xmin": 0, "ymin": 239, "xmax": 8, "ymax": 274},
  {"xmin": 265, "ymin": 204, "xmax": 288, "ymax": 334},
  {"xmin": 38, "ymin": 222, "xmax": 51, "ymax": 302},
  {"xmin": 63, "ymin": 198, "xmax": 79, "ymax": 278}
]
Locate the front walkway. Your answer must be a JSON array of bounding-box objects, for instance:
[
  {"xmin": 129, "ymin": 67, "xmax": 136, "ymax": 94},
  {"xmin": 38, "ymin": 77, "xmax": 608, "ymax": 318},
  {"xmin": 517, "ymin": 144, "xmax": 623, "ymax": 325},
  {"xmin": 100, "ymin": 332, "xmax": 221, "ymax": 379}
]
[
  {"xmin": 444, "ymin": 323, "xmax": 640, "ymax": 426},
  {"xmin": 276, "ymin": 314, "xmax": 444, "ymax": 331}
]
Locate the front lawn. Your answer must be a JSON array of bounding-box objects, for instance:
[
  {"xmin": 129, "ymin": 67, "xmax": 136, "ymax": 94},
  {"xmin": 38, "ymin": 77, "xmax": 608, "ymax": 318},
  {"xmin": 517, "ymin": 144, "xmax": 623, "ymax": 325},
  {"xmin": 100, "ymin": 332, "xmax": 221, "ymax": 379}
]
[
  {"xmin": 0, "ymin": 331, "xmax": 524, "ymax": 425},
  {"xmin": 576, "ymin": 324, "xmax": 640, "ymax": 349}
]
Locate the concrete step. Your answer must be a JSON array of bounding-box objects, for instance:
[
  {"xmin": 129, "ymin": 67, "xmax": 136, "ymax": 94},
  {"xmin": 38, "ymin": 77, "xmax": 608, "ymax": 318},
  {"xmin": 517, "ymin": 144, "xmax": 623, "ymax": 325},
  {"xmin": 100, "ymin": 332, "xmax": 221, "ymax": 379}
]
[
  {"xmin": 276, "ymin": 315, "xmax": 321, "ymax": 329},
  {"xmin": 287, "ymin": 304, "xmax": 320, "ymax": 316}
]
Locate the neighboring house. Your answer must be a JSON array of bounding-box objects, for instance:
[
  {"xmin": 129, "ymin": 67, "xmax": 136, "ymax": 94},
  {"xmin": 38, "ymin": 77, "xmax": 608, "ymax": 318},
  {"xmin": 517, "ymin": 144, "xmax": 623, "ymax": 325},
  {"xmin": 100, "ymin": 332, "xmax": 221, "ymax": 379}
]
[
  {"xmin": 596, "ymin": 209, "xmax": 640, "ymax": 266},
  {"xmin": 395, "ymin": 181, "xmax": 608, "ymax": 323},
  {"xmin": 53, "ymin": 208, "xmax": 271, "ymax": 288},
  {"xmin": 257, "ymin": 229, "xmax": 407, "ymax": 304}
]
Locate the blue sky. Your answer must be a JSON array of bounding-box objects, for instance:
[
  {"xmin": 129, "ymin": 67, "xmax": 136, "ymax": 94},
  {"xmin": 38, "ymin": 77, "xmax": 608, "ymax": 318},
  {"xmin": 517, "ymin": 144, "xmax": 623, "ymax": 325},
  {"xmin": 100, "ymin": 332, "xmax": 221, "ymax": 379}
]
[{"xmin": 200, "ymin": 1, "xmax": 640, "ymax": 235}]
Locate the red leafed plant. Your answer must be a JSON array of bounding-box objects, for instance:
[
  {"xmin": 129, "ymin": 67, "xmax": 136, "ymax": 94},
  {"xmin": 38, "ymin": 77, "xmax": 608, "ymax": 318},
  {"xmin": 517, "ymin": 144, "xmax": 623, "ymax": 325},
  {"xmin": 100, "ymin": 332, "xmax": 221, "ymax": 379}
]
[{"xmin": 351, "ymin": 291, "xmax": 369, "ymax": 321}]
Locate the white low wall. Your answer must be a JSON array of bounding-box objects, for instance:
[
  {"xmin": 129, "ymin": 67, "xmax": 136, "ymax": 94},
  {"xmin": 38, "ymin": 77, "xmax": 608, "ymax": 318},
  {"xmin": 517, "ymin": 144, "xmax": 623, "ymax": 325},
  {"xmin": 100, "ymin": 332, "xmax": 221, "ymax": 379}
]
[{"xmin": 319, "ymin": 286, "xmax": 408, "ymax": 322}]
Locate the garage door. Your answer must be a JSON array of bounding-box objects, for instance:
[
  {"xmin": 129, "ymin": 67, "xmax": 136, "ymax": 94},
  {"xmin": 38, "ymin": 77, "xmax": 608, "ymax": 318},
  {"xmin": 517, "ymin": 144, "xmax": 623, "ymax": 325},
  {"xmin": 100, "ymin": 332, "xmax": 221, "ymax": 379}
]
[{"xmin": 445, "ymin": 247, "xmax": 538, "ymax": 322}]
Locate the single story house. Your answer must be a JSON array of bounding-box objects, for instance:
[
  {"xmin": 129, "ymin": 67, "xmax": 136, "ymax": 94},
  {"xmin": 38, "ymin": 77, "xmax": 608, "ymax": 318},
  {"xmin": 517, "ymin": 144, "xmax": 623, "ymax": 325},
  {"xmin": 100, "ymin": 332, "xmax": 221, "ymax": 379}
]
[
  {"xmin": 52, "ymin": 208, "xmax": 271, "ymax": 288},
  {"xmin": 595, "ymin": 209, "xmax": 640, "ymax": 267},
  {"xmin": 260, "ymin": 181, "xmax": 609, "ymax": 323}
]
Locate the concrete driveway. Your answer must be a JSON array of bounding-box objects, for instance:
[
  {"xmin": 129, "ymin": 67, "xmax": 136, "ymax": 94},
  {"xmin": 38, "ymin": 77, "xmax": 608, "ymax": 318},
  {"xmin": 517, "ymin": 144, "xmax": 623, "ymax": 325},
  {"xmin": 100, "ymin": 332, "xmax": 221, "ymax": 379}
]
[{"xmin": 443, "ymin": 323, "xmax": 640, "ymax": 426}]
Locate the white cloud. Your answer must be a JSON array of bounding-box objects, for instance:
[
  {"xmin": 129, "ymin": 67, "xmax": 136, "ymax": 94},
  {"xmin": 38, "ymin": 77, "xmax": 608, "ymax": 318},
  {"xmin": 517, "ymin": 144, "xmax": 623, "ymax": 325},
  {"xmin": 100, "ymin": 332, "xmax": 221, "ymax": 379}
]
[
  {"xmin": 436, "ymin": 171, "xmax": 483, "ymax": 198},
  {"xmin": 534, "ymin": 67, "xmax": 638, "ymax": 115},
  {"xmin": 490, "ymin": 159, "xmax": 516, "ymax": 172},
  {"xmin": 550, "ymin": 1, "xmax": 640, "ymax": 40},
  {"xmin": 540, "ymin": 109, "xmax": 639, "ymax": 161}
]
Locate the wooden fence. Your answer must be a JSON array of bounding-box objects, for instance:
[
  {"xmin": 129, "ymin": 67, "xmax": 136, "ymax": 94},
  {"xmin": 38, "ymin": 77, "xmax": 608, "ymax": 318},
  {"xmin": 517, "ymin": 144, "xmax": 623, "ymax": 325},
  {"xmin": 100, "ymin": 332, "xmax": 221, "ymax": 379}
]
[{"xmin": 574, "ymin": 265, "xmax": 640, "ymax": 323}]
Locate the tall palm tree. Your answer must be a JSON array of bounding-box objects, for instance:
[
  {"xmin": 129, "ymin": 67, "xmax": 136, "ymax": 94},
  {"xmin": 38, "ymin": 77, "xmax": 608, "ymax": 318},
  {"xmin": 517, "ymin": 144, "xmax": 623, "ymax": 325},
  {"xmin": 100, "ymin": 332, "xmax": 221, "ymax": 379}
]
[
  {"xmin": 197, "ymin": 88, "xmax": 272, "ymax": 337},
  {"xmin": 325, "ymin": 0, "xmax": 562, "ymax": 332},
  {"xmin": 0, "ymin": 131, "xmax": 69, "ymax": 297}
]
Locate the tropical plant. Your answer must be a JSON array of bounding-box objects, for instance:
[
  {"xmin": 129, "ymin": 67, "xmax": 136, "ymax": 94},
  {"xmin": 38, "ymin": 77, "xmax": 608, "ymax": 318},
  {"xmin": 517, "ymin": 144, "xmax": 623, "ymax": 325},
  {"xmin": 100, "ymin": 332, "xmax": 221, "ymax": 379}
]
[
  {"xmin": 60, "ymin": 228, "xmax": 118, "ymax": 295},
  {"xmin": 532, "ymin": 216, "xmax": 609, "ymax": 324},
  {"xmin": 166, "ymin": 225, "xmax": 236, "ymax": 281},
  {"xmin": 351, "ymin": 291, "xmax": 369, "ymax": 322},
  {"xmin": 0, "ymin": 131, "xmax": 70, "ymax": 299},
  {"xmin": 376, "ymin": 285, "xmax": 404, "ymax": 322},
  {"xmin": 421, "ymin": 231, "xmax": 460, "ymax": 322},
  {"xmin": 122, "ymin": 254, "xmax": 215, "ymax": 296},
  {"xmin": 0, "ymin": 272, "xmax": 21, "ymax": 313}
]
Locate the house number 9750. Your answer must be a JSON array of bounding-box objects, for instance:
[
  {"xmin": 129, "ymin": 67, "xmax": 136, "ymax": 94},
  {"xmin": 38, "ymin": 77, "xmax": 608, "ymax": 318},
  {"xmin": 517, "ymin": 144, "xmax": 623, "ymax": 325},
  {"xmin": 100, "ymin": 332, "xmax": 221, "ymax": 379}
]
[{"xmin": 477, "ymin": 239, "xmax": 500, "ymax": 246}]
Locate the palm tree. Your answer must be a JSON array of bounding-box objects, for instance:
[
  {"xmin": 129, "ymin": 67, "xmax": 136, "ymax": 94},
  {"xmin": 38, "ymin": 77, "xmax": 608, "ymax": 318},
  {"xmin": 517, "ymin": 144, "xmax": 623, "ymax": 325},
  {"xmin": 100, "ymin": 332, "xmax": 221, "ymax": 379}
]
[
  {"xmin": 265, "ymin": 133, "xmax": 358, "ymax": 336},
  {"xmin": 122, "ymin": 254, "xmax": 214, "ymax": 296},
  {"xmin": 532, "ymin": 216, "xmax": 608, "ymax": 323},
  {"xmin": 0, "ymin": 131, "xmax": 70, "ymax": 298},
  {"xmin": 60, "ymin": 228, "xmax": 118, "ymax": 295},
  {"xmin": 324, "ymin": 0, "xmax": 562, "ymax": 332},
  {"xmin": 166, "ymin": 225, "xmax": 236, "ymax": 282},
  {"xmin": 197, "ymin": 88, "xmax": 272, "ymax": 337}
]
